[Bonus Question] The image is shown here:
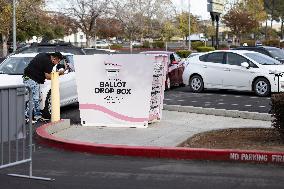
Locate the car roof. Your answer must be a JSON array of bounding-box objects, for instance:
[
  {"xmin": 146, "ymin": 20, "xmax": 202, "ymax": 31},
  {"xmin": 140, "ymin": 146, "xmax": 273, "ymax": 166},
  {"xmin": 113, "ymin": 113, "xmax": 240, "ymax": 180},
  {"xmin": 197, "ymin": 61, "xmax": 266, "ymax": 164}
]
[
  {"xmin": 9, "ymin": 52, "xmax": 73, "ymax": 58},
  {"xmin": 205, "ymin": 50, "xmax": 259, "ymax": 54},
  {"xmin": 13, "ymin": 42, "xmax": 86, "ymax": 55},
  {"xmin": 140, "ymin": 51, "xmax": 174, "ymax": 55}
]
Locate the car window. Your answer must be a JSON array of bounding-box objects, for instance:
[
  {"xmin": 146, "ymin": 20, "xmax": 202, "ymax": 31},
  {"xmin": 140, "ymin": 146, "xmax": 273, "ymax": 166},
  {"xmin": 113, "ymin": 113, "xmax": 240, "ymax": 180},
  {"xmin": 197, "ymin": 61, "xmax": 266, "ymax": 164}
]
[
  {"xmin": 244, "ymin": 53, "xmax": 282, "ymax": 65},
  {"xmin": 173, "ymin": 53, "xmax": 181, "ymax": 62},
  {"xmin": 267, "ymin": 48, "xmax": 284, "ymax": 59},
  {"xmin": 226, "ymin": 53, "xmax": 248, "ymax": 66},
  {"xmin": 203, "ymin": 52, "xmax": 224, "ymax": 63},
  {"xmin": 66, "ymin": 55, "xmax": 75, "ymax": 70},
  {"xmin": 170, "ymin": 54, "xmax": 175, "ymax": 63},
  {"xmin": 0, "ymin": 57, "xmax": 33, "ymax": 75},
  {"xmin": 254, "ymin": 48, "xmax": 270, "ymax": 56}
]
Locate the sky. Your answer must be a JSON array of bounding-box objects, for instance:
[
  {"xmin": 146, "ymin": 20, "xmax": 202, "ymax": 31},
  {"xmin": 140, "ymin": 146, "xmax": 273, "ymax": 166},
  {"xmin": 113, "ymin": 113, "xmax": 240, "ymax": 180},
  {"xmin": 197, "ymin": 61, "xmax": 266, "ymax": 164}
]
[
  {"xmin": 172, "ymin": 0, "xmax": 211, "ymax": 20},
  {"xmin": 47, "ymin": 0, "xmax": 212, "ymax": 20}
]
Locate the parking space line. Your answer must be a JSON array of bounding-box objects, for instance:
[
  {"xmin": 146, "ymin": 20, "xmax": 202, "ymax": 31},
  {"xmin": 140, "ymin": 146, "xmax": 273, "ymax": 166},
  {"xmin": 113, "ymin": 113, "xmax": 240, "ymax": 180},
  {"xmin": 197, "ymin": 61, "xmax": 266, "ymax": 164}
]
[
  {"xmin": 250, "ymin": 97, "xmax": 258, "ymax": 99},
  {"xmin": 221, "ymin": 95, "xmax": 227, "ymax": 97},
  {"xmin": 164, "ymin": 99, "xmax": 172, "ymax": 101},
  {"xmin": 245, "ymin": 105, "xmax": 252, "ymax": 107},
  {"xmin": 177, "ymin": 100, "xmax": 185, "ymax": 102},
  {"xmin": 234, "ymin": 96, "xmax": 241, "ymax": 98},
  {"xmin": 259, "ymin": 106, "xmax": 266, "ymax": 108},
  {"xmin": 218, "ymin": 103, "xmax": 225, "ymax": 105},
  {"xmin": 231, "ymin": 104, "xmax": 239, "ymax": 106},
  {"xmin": 191, "ymin": 101, "xmax": 197, "ymax": 103}
]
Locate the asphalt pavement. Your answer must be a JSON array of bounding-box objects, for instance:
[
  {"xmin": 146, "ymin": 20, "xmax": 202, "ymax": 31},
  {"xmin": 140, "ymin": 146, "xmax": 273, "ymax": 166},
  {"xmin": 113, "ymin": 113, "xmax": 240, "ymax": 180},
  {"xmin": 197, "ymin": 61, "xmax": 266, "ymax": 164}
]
[
  {"xmin": 1, "ymin": 145, "xmax": 284, "ymax": 189},
  {"xmin": 164, "ymin": 87, "xmax": 271, "ymax": 113}
]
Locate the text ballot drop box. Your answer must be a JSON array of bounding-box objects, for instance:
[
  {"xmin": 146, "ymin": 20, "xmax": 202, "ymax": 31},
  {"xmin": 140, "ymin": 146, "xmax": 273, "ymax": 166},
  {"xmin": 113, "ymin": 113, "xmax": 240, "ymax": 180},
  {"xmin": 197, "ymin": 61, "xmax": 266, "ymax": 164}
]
[{"xmin": 74, "ymin": 54, "xmax": 167, "ymax": 128}]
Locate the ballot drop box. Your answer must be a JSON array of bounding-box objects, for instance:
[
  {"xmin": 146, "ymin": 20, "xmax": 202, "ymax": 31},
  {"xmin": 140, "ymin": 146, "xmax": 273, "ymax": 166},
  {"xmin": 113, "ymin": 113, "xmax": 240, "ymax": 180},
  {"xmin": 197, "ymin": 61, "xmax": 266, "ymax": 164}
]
[{"xmin": 74, "ymin": 54, "xmax": 167, "ymax": 128}]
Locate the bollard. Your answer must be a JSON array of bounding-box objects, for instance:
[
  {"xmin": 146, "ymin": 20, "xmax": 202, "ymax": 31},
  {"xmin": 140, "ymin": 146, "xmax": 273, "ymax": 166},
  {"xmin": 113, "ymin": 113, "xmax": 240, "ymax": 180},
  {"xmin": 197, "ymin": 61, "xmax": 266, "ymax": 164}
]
[{"xmin": 51, "ymin": 71, "xmax": 60, "ymax": 122}]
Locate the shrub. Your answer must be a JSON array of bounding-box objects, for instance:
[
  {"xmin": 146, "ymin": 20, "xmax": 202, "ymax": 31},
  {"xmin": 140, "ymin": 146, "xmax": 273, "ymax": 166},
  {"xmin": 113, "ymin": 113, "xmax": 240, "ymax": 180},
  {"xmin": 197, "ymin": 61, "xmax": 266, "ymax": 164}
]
[
  {"xmin": 191, "ymin": 41, "xmax": 205, "ymax": 50},
  {"xmin": 262, "ymin": 39, "xmax": 280, "ymax": 47},
  {"xmin": 241, "ymin": 40, "xmax": 256, "ymax": 46},
  {"xmin": 176, "ymin": 50, "xmax": 191, "ymax": 58},
  {"xmin": 152, "ymin": 41, "xmax": 165, "ymax": 48},
  {"xmin": 196, "ymin": 46, "xmax": 215, "ymax": 52},
  {"xmin": 229, "ymin": 45, "xmax": 238, "ymax": 49},
  {"xmin": 110, "ymin": 44, "xmax": 123, "ymax": 49},
  {"xmin": 142, "ymin": 41, "xmax": 150, "ymax": 48},
  {"xmin": 271, "ymin": 93, "xmax": 284, "ymax": 139},
  {"xmin": 218, "ymin": 44, "xmax": 229, "ymax": 50}
]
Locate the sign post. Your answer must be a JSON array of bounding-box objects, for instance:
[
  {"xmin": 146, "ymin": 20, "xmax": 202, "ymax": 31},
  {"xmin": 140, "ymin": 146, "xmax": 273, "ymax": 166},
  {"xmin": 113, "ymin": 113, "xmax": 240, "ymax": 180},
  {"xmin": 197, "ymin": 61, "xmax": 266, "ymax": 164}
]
[{"xmin": 207, "ymin": 0, "xmax": 225, "ymax": 49}]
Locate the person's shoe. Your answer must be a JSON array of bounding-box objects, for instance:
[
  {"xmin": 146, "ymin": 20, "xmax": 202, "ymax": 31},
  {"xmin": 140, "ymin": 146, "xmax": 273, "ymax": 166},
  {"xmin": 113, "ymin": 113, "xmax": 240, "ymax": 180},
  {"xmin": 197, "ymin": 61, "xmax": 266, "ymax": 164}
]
[
  {"xmin": 25, "ymin": 118, "xmax": 37, "ymax": 124},
  {"xmin": 34, "ymin": 115, "xmax": 49, "ymax": 122}
]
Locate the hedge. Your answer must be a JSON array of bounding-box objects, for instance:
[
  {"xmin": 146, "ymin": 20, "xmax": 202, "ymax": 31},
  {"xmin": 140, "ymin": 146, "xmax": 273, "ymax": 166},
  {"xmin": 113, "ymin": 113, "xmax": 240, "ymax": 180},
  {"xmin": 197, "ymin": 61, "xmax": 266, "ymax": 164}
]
[
  {"xmin": 176, "ymin": 50, "xmax": 191, "ymax": 58},
  {"xmin": 110, "ymin": 44, "xmax": 123, "ymax": 49},
  {"xmin": 241, "ymin": 40, "xmax": 256, "ymax": 47},
  {"xmin": 142, "ymin": 41, "xmax": 150, "ymax": 48},
  {"xmin": 152, "ymin": 41, "xmax": 165, "ymax": 48},
  {"xmin": 191, "ymin": 41, "xmax": 205, "ymax": 50},
  {"xmin": 270, "ymin": 93, "xmax": 284, "ymax": 140},
  {"xmin": 196, "ymin": 46, "xmax": 215, "ymax": 52},
  {"xmin": 262, "ymin": 39, "xmax": 280, "ymax": 47}
]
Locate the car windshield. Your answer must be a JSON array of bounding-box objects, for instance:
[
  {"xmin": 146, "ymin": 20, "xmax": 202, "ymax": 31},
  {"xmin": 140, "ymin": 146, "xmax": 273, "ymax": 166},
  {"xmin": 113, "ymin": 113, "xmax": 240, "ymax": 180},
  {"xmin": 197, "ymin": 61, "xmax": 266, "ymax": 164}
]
[
  {"xmin": 267, "ymin": 48, "xmax": 284, "ymax": 59},
  {"xmin": 0, "ymin": 55, "xmax": 74, "ymax": 75},
  {"xmin": 0, "ymin": 57, "xmax": 33, "ymax": 75},
  {"xmin": 244, "ymin": 53, "xmax": 282, "ymax": 65}
]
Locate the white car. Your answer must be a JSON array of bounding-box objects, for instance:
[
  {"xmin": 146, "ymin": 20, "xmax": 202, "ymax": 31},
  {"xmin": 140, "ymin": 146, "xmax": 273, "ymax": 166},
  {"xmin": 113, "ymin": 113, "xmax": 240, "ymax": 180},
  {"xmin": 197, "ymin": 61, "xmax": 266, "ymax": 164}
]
[
  {"xmin": 0, "ymin": 53, "xmax": 78, "ymax": 118},
  {"xmin": 182, "ymin": 50, "xmax": 284, "ymax": 96},
  {"xmin": 93, "ymin": 41, "xmax": 111, "ymax": 48}
]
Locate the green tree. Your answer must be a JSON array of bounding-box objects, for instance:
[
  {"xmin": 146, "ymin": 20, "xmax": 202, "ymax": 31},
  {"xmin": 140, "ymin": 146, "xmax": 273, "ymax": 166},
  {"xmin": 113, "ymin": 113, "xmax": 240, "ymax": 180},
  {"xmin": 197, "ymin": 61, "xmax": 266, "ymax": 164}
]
[
  {"xmin": 176, "ymin": 12, "xmax": 198, "ymax": 44},
  {"xmin": 223, "ymin": 0, "xmax": 266, "ymax": 41},
  {"xmin": 162, "ymin": 21, "xmax": 178, "ymax": 41},
  {"xmin": 0, "ymin": 0, "xmax": 12, "ymax": 56}
]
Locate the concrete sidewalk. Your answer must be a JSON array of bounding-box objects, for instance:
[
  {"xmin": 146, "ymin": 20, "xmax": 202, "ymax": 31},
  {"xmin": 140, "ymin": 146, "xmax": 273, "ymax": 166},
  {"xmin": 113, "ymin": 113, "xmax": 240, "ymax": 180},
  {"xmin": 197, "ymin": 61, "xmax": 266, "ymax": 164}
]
[
  {"xmin": 36, "ymin": 110, "xmax": 284, "ymax": 164},
  {"xmin": 45, "ymin": 110, "xmax": 271, "ymax": 147}
]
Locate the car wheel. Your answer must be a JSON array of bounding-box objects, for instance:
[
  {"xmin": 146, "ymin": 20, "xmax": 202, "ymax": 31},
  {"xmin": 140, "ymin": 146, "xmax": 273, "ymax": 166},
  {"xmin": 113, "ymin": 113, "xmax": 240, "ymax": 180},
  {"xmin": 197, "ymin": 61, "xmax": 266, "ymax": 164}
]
[
  {"xmin": 42, "ymin": 91, "xmax": 51, "ymax": 119},
  {"xmin": 189, "ymin": 75, "xmax": 204, "ymax": 93},
  {"xmin": 254, "ymin": 78, "xmax": 270, "ymax": 97},
  {"xmin": 165, "ymin": 77, "xmax": 171, "ymax": 90}
]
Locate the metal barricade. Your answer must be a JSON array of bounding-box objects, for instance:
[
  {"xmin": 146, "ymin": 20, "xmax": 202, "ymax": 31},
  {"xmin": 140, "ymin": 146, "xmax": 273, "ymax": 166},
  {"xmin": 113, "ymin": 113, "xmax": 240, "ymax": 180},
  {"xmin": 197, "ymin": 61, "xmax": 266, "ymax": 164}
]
[{"xmin": 0, "ymin": 85, "xmax": 52, "ymax": 181}]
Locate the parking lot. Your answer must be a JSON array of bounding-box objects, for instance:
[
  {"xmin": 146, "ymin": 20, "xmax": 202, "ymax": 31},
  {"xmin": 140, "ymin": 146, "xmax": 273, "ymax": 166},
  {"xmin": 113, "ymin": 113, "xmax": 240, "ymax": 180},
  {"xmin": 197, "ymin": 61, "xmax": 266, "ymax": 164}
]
[{"xmin": 164, "ymin": 87, "xmax": 271, "ymax": 114}]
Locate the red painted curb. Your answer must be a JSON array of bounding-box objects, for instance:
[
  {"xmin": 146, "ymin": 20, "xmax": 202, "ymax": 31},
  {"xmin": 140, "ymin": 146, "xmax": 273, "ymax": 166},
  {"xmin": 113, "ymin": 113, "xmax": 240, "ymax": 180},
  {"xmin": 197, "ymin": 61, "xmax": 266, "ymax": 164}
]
[{"xmin": 36, "ymin": 121, "xmax": 284, "ymax": 164}]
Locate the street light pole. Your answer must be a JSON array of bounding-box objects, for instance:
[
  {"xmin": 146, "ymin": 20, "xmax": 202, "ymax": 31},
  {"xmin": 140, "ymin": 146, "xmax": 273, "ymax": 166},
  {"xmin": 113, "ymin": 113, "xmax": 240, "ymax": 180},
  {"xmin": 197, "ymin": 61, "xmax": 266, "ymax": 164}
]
[
  {"xmin": 12, "ymin": 0, "xmax": 17, "ymax": 52},
  {"xmin": 188, "ymin": 0, "xmax": 191, "ymax": 51}
]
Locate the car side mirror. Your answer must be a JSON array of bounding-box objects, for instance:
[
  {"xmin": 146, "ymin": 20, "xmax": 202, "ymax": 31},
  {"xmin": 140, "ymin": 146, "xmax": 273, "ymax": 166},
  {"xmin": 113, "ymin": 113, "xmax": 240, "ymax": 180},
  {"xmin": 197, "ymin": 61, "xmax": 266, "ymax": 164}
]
[
  {"xmin": 171, "ymin": 60, "xmax": 178, "ymax": 64},
  {"xmin": 241, "ymin": 62, "xmax": 250, "ymax": 68}
]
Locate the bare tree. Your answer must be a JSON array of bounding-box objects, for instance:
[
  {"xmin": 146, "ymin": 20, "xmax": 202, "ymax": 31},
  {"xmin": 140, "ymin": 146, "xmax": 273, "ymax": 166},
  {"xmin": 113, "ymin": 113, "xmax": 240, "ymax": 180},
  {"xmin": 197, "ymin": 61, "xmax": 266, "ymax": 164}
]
[
  {"xmin": 112, "ymin": 0, "xmax": 174, "ymax": 44},
  {"xmin": 65, "ymin": 0, "xmax": 110, "ymax": 47}
]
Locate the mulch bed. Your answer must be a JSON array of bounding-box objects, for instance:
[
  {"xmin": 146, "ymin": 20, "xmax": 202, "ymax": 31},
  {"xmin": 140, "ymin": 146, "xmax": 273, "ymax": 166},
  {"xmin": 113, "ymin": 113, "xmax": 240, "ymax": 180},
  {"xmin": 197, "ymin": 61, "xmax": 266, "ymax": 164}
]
[{"xmin": 179, "ymin": 128, "xmax": 284, "ymax": 152}]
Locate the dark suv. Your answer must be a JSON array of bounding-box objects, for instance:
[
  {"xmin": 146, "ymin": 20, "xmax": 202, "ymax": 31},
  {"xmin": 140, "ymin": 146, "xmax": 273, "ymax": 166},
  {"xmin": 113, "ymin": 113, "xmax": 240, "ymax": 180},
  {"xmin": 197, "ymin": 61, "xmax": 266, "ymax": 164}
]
[
  {"xmin": 233, "ymin": 46, "xmax": 284, "ymax": 63},
  {"xmin": 13, "ymin": 42, "xmax": 86, "ymax": 55}
]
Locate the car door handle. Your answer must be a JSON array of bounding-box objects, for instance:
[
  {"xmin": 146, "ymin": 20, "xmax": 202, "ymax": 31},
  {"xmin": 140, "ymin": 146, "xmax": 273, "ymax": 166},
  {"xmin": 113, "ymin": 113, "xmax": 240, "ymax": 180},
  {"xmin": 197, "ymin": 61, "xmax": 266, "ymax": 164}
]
[
  {"xmin": 203, "ymin": 65, "xmax": 207, "ymax": 68},
  {"xmin": 224, "ymin": 68, "xmax": 231, "ymax": 71}
]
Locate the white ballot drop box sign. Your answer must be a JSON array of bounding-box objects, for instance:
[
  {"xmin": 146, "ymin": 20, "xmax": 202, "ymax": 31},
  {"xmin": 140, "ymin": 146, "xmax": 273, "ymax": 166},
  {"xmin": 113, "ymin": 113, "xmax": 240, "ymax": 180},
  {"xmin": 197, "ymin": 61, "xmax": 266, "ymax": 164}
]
[{"xmin": 74, "ymin": 54, "xmax": 166, "ymax": 128}]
